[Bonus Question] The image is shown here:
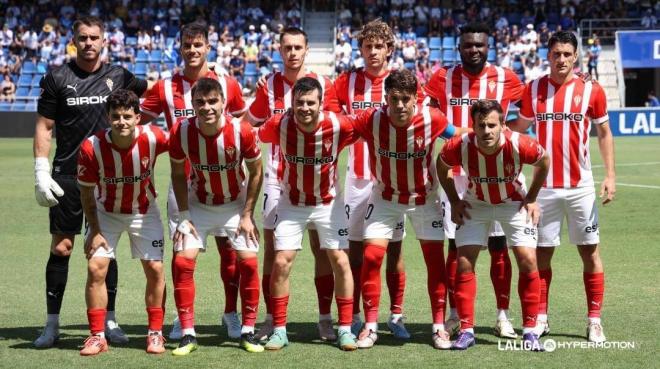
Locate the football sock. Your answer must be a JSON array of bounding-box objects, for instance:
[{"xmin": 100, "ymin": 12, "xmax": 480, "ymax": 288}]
[
  {"xmin": 173, "ymin": 255, "xmax": 196, "ymax": 330},
  {"xmin": 146, "ymin": 306, "xmax": 164, "ymax": 332},
  {"xmin": 262, "ymin": 274, "xmax": 272, "ymax": 315},
  {"xmin": 271, "ymin": 295, "xmax": 289, "ymax": 329},
  {"xmin": 238, "ymin": 258, "xmax": 260, "ymax": 328},
  {"xmin": 336, "ymin": 296, "xmax": 353, "ymax": 327},
  {"xmin": 351, "ymin": 264, "xmax": 362, "ymax": 314},
  {"xmin": 314, "ymin": 274, "xmax": 334, "ymax": 316},
  {"xmin": 538, "ymin": 268, "xmax": 553, "ymax": 314},
  {"xmin": 519, "ymin": 271, "xmax": 540, "ymax": 329},
  {"xmin": 488, "ymin": 239, "xmax": 512, "ymax": 311},
  {"xmin": 386, "ymin": 272, "xmax": 406, "ymax": 315},
  {"xmin": 87, "ymin": 308, "xmax": 106, "ymax": 335},
  {"xmin": 446, "ymin": 246, "xmax": 458, "ymax": 310},
  {"xmin": 361, "ymin": 244, "xmax": 386, "ymax": 323},
  {"xmin": 45, "ymin": 253, "xmax": 70, "ymax": 315},
  {"xmin": 433, "ymin": 323, "xmax": 445, "ymax": 333},
  {"xmin": 421, "ymin": 241, "xmax": 447, "ymax": 324},
  {"xmin": 106, "ymin": 259, "xmax": 118, "ymax": 313},
  {"xmin": 219, "ymin": 243, "xmax": 239, "ymax": 314},
  {"xmin": 455, "ymin": 272, "xmax": 476, "ymax": 330},
  {"xmin": 584, "ymin": 272, "xmax": 604, "ymax": 318}
]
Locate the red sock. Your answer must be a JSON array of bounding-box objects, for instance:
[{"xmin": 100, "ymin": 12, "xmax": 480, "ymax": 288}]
[
  {"xmin": 519, "ymin": 271, "xmax": 540, "ymax": 328},
  {"xmin": 489, "ymin": 247, "xmax": 512, "ymax": 310},
  {"xmin": 386, "ymin": 272, "xmax": 406, "ymax": 314},
  {"xmin": 146, "ymin": 306, "xmax": 164, "ymax": 332},
  {"xmin": 336, "ymin": 296, "xmax": 353, "ymax": 327},
  {"xmin": 446, "ymin": 247, "xmax": 458, "ymax": 309},
  {"xmin": 351, "ymin": 264, "xmax": 361, "ymax": 314},
  {"xmin": 262, "ymin": 274, "xmax": 272, "ymax": 315},
  {"xmin": 455, "ymin": 272, "xmax": 476, "ymax": 330},
  {"xmin": 239, "ymin": 258, "xmax": 260, "ymax": 327},
  {"xmin": 361, "ymin": 244, "xmax": 386, "ymax": 323},
  {"xmin": 538, "ymin": 268, "xmax": 552, "ymax": 314},
  {"xmin": 315, "ymin": 274, "xmax": 334, "ymax": 316},
  {"xmin": 173, "ymin": 255, "xmax": 196, "ymax": 330},
  {"xmin": 87, "ymin": 308, "xmax": 106, "ymax": 335},
  {"xmin": 421, "ymin": 241, "xmax": 447, "ymax": 324},
  {"xmin": 271, "ymin": 295, "xmax": 289, "ymax": 328},
  {"xmin": 219, "ymin": 243, "xmax": 239, "ymax": 314},
  {"xmin": 584, "ymin": 272, "xmax": 604, "ymax": 318}
]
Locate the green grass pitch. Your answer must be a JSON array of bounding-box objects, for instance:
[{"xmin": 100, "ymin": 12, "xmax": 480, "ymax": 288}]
[{"xmin": 0, "ymin": 136, "xmax": 658, "ymax": 368}]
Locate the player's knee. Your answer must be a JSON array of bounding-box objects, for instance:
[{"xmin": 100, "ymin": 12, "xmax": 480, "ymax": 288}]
[
  {"xmin": 143, "ymin": 260, "xmax": 164, "ymax": 280},
  {"xmin": 87, "ymin": 259, "xmax": 108, "ymax": 282},
  {"xmin": 514, "ymin": 248, "xmax": 537, "ymax": 272},
  {"xmin": 487, "ymin": 236, "xmax": 507, "ymax": 251},
  {"xmin": 272, "ymin": 254, "xmax": 292, "ymax": 273}
]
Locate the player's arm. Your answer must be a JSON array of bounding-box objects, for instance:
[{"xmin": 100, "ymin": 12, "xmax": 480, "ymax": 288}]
[
  {"xmin": 33, "ymin": 114, "xmax": 64, "ymax": 207},
  {"xmin": 236, "ymin": 157, "xmax": 263, "ymax": 248},
  {"xmin": 509, "ymin": 115, "xmax": 533, "ymax": 134},
  {"xmin": 80, "ymin": 184, "xmax": 109, "ymax": 259},
  {"xmin": 596, "ymin": 121, "xmax": 615, "ymax": 204},
  {"xmin": 435, "ymin": 150, "xmax": 471, "ymax": 225},
  {"xmin": 520, "ymin": 151, "xmax": 550, "ymax": 225},
  {"xmin": 170, "ymin": 159, "xmax": 199, "ymax": 245}
]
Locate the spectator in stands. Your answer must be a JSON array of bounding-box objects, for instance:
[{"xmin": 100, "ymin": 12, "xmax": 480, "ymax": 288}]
[
  {"xmin": 109, "ymin": 25, "xmax": 125, "ymax": 46},
  {"xmin": 495, "ymin": 13, "xmax": 509, "ymax": 30},
  {"xmin": 152, "ymin": 25, "xmax": 165, "ymax": 50},
  {"xmin": 523, "ymin": 24, "xmax": 538, "ymax": 44},
  {"xmin": 137, "ymin": 29, "xmax": 152, "ymax": 51},
  {"xmin": 259, "ymin": 24, "xmax": 272, "ymax": 48},
  {"xmin": 641, "ymin": 9, "xmax": 657, "ymax": 28},
  {"xmin": 208, "ymin": 25, "xmax": 219, "ymax": 50},
  {"xmin": 0, "ymin": 56, "xmax": 9, "ymax": 79},
  {"xmin": 538, "ymin": 22, "xmax": 551, "ymax": 46},
  {"xmin": 1, "ymin": 24, "xmax": 14, "ymax": 49},
  {"xmin": 40, "ymin": 39, "xmax": 54, "ymax": 64},
  {"xmin": 416, "ymin": 60, "xmax": 431, "ymax": 85},
  {"xmin": 0, "ymin": 74, "xmax": 16, "ymax": 103},
  {"xmin": 146, "ymin": 64, "xmax": 159, "ymax": 82},
  {"xmin": 244, "ymin": 38, "xmax": 259, "ymax": 63},
  {"xmin": 338, "ymin": 3, "xmax": 352, "ymax": 26},
  {"xmin": 65, "ymin": 38, "xmax": 77, "ymax": 62},
  {"xmin": 23, "ymin": 28, "xmax": 40, "ymax": 59},
  {"xmin": 441, "ymin": 12, "xmax": 455, "ymax": 36},
  {"xmin": 402, "ymin": 39, "xmax": 417, "ymax": 64},
  {"xmin": 647, "ymin": 90, "xmax": 660, "ymax": 107},
  {"xmin": 560, "ymin": 12, "xmax": 575, "ymax": 30},
  {"xmin": 38, "ymin": 24, "xmax": 57, "ymax": 44},
  {"xmin": 336, "ymin": 37, "xmax": 352, "ymax": 62},
  {"xmin": 229, "ymin": 48, "xmax": 245, "ymax": 80},
  {"xmin": 169, "ymin": 2, "xmax": 182, "ymax": 29},
  {"xmin": 587, "ymin": 37, "xmax": 601, "ymax": 80}
]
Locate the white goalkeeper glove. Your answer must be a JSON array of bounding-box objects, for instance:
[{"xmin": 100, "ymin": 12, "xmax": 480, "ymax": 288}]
[{"xmin": 34, "ymin": 157, "xmax": 64, "ymax": 207}]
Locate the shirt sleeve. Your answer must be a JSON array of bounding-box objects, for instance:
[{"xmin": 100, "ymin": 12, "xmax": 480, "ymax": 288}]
[
  {"xmin": 423, "ymin": 67, "xmax": 446, "ymax": 102},
  {"xmin": 37, "ymin": 73, "xmax": 58, "ymax": 120},
  {"xmin": 351, "ymin": 108, "xmax": 373, "ymax": 139},
  {"xmin": 505, "ymin": 68, "xmax": 525, "ymax": 104},
  {"xmin": 334, "ymin": 72, "xmax": 349, "ymax": 113},
  {"xmin": 226, "ymin": 76, "xmax": 247, "ymax": 116},
  {"xmin": 322, "ymin": 77, "xmax": 342, "ymax": 113},
  {"xmin": 439, "ymin": 135, "xmax": 463, "ymax": 167},
  {"xmin": 518, "ymin": 82, "xmax": 534, "ymax": 121},
  {"xmin": 240, "ymin": 121, "xmax": 261, "ymax": 162},
  {"xmin": 588, "ymin": 82, "xmax": 609, "ymax": 124},
  {"xmin": 416, "ymin": 80, "xmax": 426, "ymax": 104},
  {"xmin": 257, "ymin": 115, "xmax": 281, "ymax": 144},
  {"xmin": 247, "ymin": 83, "xmax": 271, "ymax": 123},
  {"xmin": 168, "ymin": 122, "xmax": 186, "ymax": 163},
  {"xmin": 77, "ymin": 139, "xmax": 100, "ymax": 186},
  {"xmin": 430, "ymin": 107, "xmax": 450, "ymax": 137},
  {"xmin": 518, "ymin": 133, "xmax": 545, "ymax": 165},
  {"xmin": 338, "ymin": 114, "xmax": 358, "ymax": 148},
  {"xmin": 140, "ymin": 80, "xmax": 164, "ymax": 119},
  {"xmin": 151, "ymin": 125, "xmax": 169, "ymax": 155},
  {"xmin": 122, "ymin": 68, "xmax": 148, "ymax": 96}
]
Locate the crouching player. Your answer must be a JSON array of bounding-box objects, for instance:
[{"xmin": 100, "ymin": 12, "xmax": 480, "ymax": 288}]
[
  {"xmin": 436, "ymin": 100, "xmax": 550, "ymax": 351},
  {"xmin": 77, "ymin": 90, "xmax": 168, "ymax": 355},
  {"xmin": 169, "ymin": 78, "xmax": 264, "ymax": 355}
]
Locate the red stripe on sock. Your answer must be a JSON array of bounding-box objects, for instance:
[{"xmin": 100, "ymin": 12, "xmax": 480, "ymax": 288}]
[
  {"xmin": 361, "ymin": 244, "xmax": 386, "ymax": 323},
  {"xmin": 173, "ymin": 255, "xmax": 196, "ymax": 330},
  {"xmin": 584, "ymin": 272, "xmax": 604, "ymax": 318},
  {"xmin": 315, "ymin": 274, "xmax": 334, "ymax": 315},
  {"xmin": 239, "ymin": 258, "xmax": 260, "ymax": 327},
  {"xmin": 336, "ymin": 296, "xmax": 354, "ymax": 326},
  {"xmin": 455, "ymin": 272, "xmax": 476, "ymax": 329},
  {"xmin": 519, "ymin": 271, "xmax": 540, "ymax": 328},
  {"xmin": 271, "ymin": 295, "xmax": 289, "ymax": 328},
  {"xmin": 146, "ymin": 306, "xmax": 164, "ymax": 331},
  {"xmin": 538, "ymin": 268, "xmax": 552, "ymax": 314},
  {"xmin": 421, "ymin": 241, "xmax": 447, "ymax": 324},
  {"xmin": 219, "ymin": 242, "xmax": 239, "ymax": 314},
  {"xmin": 489, "ymin": 247, "xmax": 512, "ymax": 310},
  {"xmin": 87, "ymin": 308, "xmax": 106, "ymax": 335}
]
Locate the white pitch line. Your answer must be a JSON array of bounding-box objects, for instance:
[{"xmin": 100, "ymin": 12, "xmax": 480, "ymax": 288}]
[
  {"xmin": 592, "ymin": 161, "xmax": 660, "ymax": 168},
  {"xmin": 595, "ymin": 181, "xmax": 660, "ymax": 189}
]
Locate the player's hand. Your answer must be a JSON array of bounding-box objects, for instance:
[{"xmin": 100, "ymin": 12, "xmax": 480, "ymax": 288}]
[
  {"xmin": 255, "ymin": 75, "xmax": 268, "ymax": 89},
  {"xmin": 520, "ymin": 199, "xmax": 541, "ymax": 226},
  {"xmin": 173, "ymin": 218, "xmax": 199, "ymax": 249},
  {"xmin": 84, "ymin": 230, "xmax": 110, "ymax": 259},
  {"xmin": 450, "ymin": 200, "xmax": 471, "ymax": 226},
  {"xmin": 236, "ymin": 214, "xmax": 259, "ymax": 248},
  {"xmin": 600, "ymin": 176, "xmax": 616, "ymax": 205},
  {"xmin": 34, "ymin": 158, "xmax": 64, "ymax": 207},
  {"xmin": 575, "ymin": 71, "xmax": 593, "ymax": 82}
]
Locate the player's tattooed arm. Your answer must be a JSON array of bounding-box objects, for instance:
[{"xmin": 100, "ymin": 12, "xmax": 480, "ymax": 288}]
[
  {"xmin": 80, "ymin": 185, "xmax": 109, "ymax": 259},
  {"xmin": 237, "ymin": 158, "xmax": 263, "ymax": 248},
  {"xmin": 521, "ymin": 152, "xmax": 550, "ymax": 225},
  {"xmin": 436, "ymin": 154, "xmax": 471, "ymax": 225},
  {"xmin": 596, "ymin": 121, "xmax": 616, "ymax": 205}
]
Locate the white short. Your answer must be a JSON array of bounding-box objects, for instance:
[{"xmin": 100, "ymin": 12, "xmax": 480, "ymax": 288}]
[
  {"xmin": 262, "ymin": 181, "xmax": 281, "ymax": 230},
  {"xmin": 537, "ymin": 187, "xmax": 600, "ymax": 247},
  {"xmin": 441, "ymin": 175, "xmax": 504, "ymax": 239},
  {"xmin": 454, "ymin": 197, "xmax": 537, "ymax": 248},
  {"xmin": 364, "ymin": 193, "xmax": 444, "ymax": 241},
  {"xmin": 168, "ymin": 184, "xmax": 227, "ymax": 240},
  {"xmin": 176, "ymin": 196, "xmax": 259, "ymax": 252},
  {"xmin": 344, "ymin": 177, "xmax": 404, "ymax": 242},
  {"xmin": 89, "ymin": 205, "xmax": 165, "ymax": 260},
  {"xmin": 274, "ymin": 198, "xmax": 349, "ymax": 251}
]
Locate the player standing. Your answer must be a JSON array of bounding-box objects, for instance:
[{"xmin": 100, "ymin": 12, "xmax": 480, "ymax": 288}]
[
  {"xmin": 424, "ymin": 22, "xmax": 525, "ymax": 338},
  {"xmin": 33, "ymin": 16, "xmax": 150, "ymax": 348},
  {"xmin": 437, "ymin": 99, "xmax": 550, "ymax": 351},
  {"xmin": 513, "ymin": 31, "xmax": 615, "ymax": 343},
  {"xmin": 352, "ymin": 69, "xmax": 462, "ymax": 349},
  {"xmin": 77, "ymin": 90, "xmax": 168, "ymax": 356},
  {"xmin": 140, "ymin": 21, "xmax": 248, "ymax": 340},
  {"xmin": 245, "ymin": 27, "xmax": 343, "ymax": 342},
  {"xmin": 257, "ymin": 77, "xmax": 358, "ymax": 351},
  {"xmin": 168, "ymin": 78, "xmax": 264, "ymax": 355},
  {"xmin": 333, "ymin": 19, "xmax": 413, "ymax": 337}
]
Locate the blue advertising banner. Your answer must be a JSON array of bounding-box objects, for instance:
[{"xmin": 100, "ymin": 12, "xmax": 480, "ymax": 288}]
[
  {"xmin": 616, "ymin": 31, "xmax": 660, "ymax": 69},
  {"xmin": 608, "ymin": 108, "xmax": 660, "ymax": 136}
]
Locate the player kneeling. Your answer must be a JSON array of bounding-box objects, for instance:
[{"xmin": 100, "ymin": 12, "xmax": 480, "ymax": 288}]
[
  {"xmin": 436, "ymin": 100, "xmax": 550, "ymax": 351},
  {"xmin": 169, "ymin": 78, "xmax": 264, "ymax": 355},
  {"xmin": 77, "ymin": 90, "xmax": 168, "ymax": 356}
]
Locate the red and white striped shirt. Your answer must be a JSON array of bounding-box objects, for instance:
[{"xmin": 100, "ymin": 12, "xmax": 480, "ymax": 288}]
[
  {"xmin": 169, "ymin": 115, "xmax": 261, "ymax": 205},
  {"xmin": 141, "ymin": 70, "xmax": 246, "ymax": 129},
  {"xmin": 352, "ymin": 105, "xmax": 450, "ymax": 205},
  {"xmin": 335, "ymin": 68, "xmax": 425, "ymax": 180},
  {"xmin": 440, "ymin": 130, "xmax": 545, "ymax": 204},
  {"xmin": 77, "ymin": 125, "xmax": 168, "ymax": 214},
  {"xmin": 519, "ymin": 75, "xmax": 608, "ymax": 189},
  {"xmin": 247, "ymin": 72, "xmax": 342, "ymax": 183},
  {"xmin": 258, "ymin": 111, "xmax": 356, "ymax": 206}
]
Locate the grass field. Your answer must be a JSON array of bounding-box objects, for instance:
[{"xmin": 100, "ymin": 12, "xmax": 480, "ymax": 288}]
[{"xmin": 0, "ymin": 136, "xmax": 658, "ymax": 368}]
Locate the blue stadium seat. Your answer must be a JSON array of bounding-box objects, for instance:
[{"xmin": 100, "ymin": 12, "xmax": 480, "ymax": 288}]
[
  {"xmin": 0, "ymin": 102, "xmax": 11, "ymax": 111},
  {"xmin": 134, "ymin": 63, "xmax": 148, "ymax": 75},
  {"xmin": 136, "ymin": 50, "xmax": 149, "ymax": 63},
  {"xmin": 16, "ymin": 87, "xmax": 30, "ymax": 97},
  {"xmin": 442, "ymin": 36, "xmax": 455, "ymax": 49},
  {"xmin": 351, "ymin": 38, "xmax": 358, "ymax": 49},
  {"xmin": 11, "ymin": 102, "xmax": 26, "ymax": 111},
  {"xmin": 22, "ymin": 61, "xmax": 37, "ymax": 74},
  {"xmin": 37, "ymin": 62, "xmax": 47, "ymax": 74},
  {"xmin": 18, "ymin": 74, "xmax": 32, "ymax": 87},
  {"xmin": 429, "ymin": 49, "xmax": 442, "ymax": 63},
  {"xmin": 538, "ymin": 47, "xmax": 548, "ymax": 60},
  {"xmin": 26, "ymin": 102, "xmax": 37, "ymax": 111},
  {"xmin": 404, "ymin": 62, "xmax": 416, "ymax": 71},
  {"xmin": 487, "ymin": 49, "xmax": 497, "ymax": 62},
  {"xmin": 149, "ymin": 50, "xmax": 162, "ymax": 62},
  {"xmin": 272, "ymin": 51, "xmax": 282, "ymax": 63},
  {"xmin": 166, "ymin": 37, "xmax": 175, "ymax": 49},
  {"xmin": 429, "ymin": 37, "xmax": 441, "ymax": 49},
  {"xmin": 29, "ymin": 88, "xmax": 41, "ymax": 97},
  {"xmin": 442, "ymin": 49, "xmax": 456, "ymax": 63},
  {"xmin": 512, "ymin": 60, "xmax": 523, "ymax": 72},
  {"xmin": 488, "ymin": 36, "xmax": 495, "ymax": 47},
  {"xmin": 207, "ymin": 49, "xmax": 217, "ymax": 62},
  {"xmin": 245, "ymin": 62, "xmax": 258, "ymax": 77},
  {"xmin": 31, "ymin": 75, "xmax": 42, "ymax": 87},
  {"xmin": 125, "ymin": 36, "xmax": 137, "ymax": 46}
]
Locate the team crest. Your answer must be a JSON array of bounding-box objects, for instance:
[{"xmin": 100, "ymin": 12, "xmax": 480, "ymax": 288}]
[
  {"xmin": 415, "ymin": 136, "xmax": 424, "ymax": 149},
  {"xmin": 323, "ymin": 139, "xmax": 333, "ymax": 152},
  {"xmin": 225, "ymin": 146, "xmax": 236, "ymax": 158},
  {"xmin": 504, "ymin": 162, "xmax": 515, "ymax": 176},
  {"xmin": 573, "ymin": 95, "xmax": 582, "ymax": 107},
  {"xmin": 141, "ymin": 157, "xmax": 150, "ymax": 168},
  {"xmin": 488, "ymin": 80, "xmax": 497, "ymax": 93},
  {"xmin": 106, "ymin": 78, "xmax": 114, "ymax": 92}
]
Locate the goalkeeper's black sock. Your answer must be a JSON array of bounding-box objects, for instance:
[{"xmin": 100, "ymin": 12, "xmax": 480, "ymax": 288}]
[
  {"xmin": 45, "ymin": 253, "xmax": 70, "ymax": 315},
  {"xmin": 106, "ymin": 258, "xmax": 118, "ymax": 313}
]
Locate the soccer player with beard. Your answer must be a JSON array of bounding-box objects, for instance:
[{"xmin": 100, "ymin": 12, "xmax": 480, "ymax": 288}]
[
  {"xmin": 256, "ymin": 77, "xmax": 358, "ymax": 351},
  {"xmin": 140, "ymin": 21, "xmax": 248, "ymax": 341},
  {"xmin": 245, "ymin": 27, "xmax": 343, "ymax": 343},
  {"xmin": 437, "ymin": 99, "xmax": 550, "ymax": 351},
  {"xmin": 424, "ymin": 22, "xmax": 525, "ymax": 338},
  {"xmin": 351, "ymin": 69, "xmax": 463, "ymax": 350},
  {"xmin": 77, "ymin": 90, "xmax": 168, "ymax": 356},
  {"xmin": 168, "ymin": 78, "xmax": 263, "ymax": 354},
  {"xmin": 33, "ymin": 16, "xmax": 151, "ymax": 348},
  {"xmin": 512, "ymin": 31, "xmax": 615, "ymax": 343}
]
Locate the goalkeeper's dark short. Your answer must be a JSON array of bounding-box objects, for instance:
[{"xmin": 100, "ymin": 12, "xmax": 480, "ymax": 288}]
[{"xmin": 49, "ymin": 175, "xmax": 83, "ymax": 235}]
